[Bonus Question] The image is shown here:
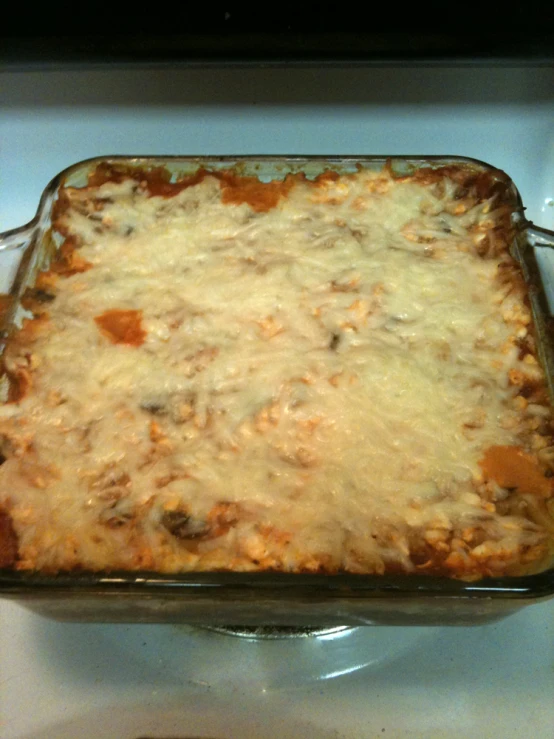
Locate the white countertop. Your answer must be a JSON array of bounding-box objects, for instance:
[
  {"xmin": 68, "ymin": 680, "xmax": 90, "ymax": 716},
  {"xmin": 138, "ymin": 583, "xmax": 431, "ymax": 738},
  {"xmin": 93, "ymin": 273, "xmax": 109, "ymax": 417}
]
[{"xmin": 1, "ymin": 65, "xmax": 554, "ymax": 739}]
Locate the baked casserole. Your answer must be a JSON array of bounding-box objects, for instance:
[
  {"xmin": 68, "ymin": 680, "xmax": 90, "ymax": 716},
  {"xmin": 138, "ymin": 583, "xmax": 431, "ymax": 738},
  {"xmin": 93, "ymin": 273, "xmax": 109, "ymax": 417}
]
[{"xmin": 1, "ymin": 159, "xmax": 553, "ymax": 582}]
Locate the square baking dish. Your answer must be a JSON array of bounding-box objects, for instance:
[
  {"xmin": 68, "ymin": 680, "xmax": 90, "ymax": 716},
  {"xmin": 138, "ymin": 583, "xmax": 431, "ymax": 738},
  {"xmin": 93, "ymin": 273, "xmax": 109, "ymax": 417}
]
[{"xmin": 1, "ymin": 154, "xmax": 554, "ymax": 626}]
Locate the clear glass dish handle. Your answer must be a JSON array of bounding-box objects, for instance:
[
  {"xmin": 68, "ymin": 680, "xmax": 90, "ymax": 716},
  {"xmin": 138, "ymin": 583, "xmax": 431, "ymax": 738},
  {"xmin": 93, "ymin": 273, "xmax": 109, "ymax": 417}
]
[
  {"xmin": 0, "ymin": 224, "xmax": 38, "ymax": 294},
  {"xmin": 526, "ymin": 224, "xmax": 554, "ymax": 249},
  {"xmin": 0, "ymin": 222, "xmax": 37, "ymax": 252}
]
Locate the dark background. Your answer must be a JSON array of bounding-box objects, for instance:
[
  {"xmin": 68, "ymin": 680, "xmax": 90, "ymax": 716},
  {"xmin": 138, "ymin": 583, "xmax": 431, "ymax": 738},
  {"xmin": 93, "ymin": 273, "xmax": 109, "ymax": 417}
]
[{"xmin": 2, "ymin": 5, "xmax": 554, "ymax": 66}]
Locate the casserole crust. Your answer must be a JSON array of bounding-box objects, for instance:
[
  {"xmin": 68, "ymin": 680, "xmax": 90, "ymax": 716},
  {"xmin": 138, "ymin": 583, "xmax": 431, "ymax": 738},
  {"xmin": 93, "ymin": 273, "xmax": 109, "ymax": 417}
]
[{"xmin": 1, "ymin": 160, "xmax": 553, "ymax": 580}]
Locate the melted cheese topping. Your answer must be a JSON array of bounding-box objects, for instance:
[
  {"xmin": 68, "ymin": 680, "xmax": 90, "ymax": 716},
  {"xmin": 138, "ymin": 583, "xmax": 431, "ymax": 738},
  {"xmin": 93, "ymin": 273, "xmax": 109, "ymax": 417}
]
[{"xmin": 1, "ymin": 165, "xmax": 553, "ymax": 578}]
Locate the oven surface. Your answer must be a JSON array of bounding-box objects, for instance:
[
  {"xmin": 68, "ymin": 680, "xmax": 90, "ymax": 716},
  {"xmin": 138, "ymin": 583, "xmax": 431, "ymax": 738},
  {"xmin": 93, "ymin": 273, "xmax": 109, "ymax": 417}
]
[{"xmin": 1, "ymin": 65, "xmax": 554, "ymax": 739}]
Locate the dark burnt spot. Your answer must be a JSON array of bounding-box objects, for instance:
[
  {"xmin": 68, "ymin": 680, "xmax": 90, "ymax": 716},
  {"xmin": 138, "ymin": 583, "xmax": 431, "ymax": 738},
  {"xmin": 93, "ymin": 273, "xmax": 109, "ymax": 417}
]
[
  {"xmin": 515, "ymin": 335, "xmax": 534, "ymax": 361},
  {"xmin": 410, "ymin": 550, "xmax": 432, "ymax": 567},
  {"xmin": 21, "ymin": 287, "xmax": 57, "ymax": 315},
  {"xmin": 140, "ymin": 400, "xmax": 167, "ymax": 415},
  {"xmin": 89, "ymin": 467, "xmax": 131, "ymax": 494},
  {"xmin": 0, "ymin": 432, "xmax": 17, "ymax": 460},
  {"xmin": 348, "ymin": 227, "xmax": 365, "ymax": 242},
  {"xmin": 519, "ymin": 381, "xmax": 541, "ymax": 400},
  {"xmin": 329, "ymin": 333, "xmax": 341, "ymax": 351},
  {"xmin": 162, "ymin": 510, "xmax": 210, "ymax": 540},
  {"xmin": 26, "ymin": 288, "xmax": 56, "ymax": 303},
  {"xmin": 101, "ymin": 511, "xmax": 133, "ymax": 528}
]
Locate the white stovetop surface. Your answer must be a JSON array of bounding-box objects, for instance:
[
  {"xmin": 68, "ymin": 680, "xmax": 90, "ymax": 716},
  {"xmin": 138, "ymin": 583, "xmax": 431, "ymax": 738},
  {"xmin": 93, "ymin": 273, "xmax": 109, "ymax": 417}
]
[{"xmin": 1, "ymin": 65, "xmax": 554, "ymax": 739}]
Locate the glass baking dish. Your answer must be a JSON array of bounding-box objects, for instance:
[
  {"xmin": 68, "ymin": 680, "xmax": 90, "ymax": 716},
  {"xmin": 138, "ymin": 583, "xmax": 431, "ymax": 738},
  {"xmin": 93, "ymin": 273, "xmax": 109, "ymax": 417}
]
[{"xmin": 1, "ymin": 154, "xmax": 554, "ymax": 627}]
